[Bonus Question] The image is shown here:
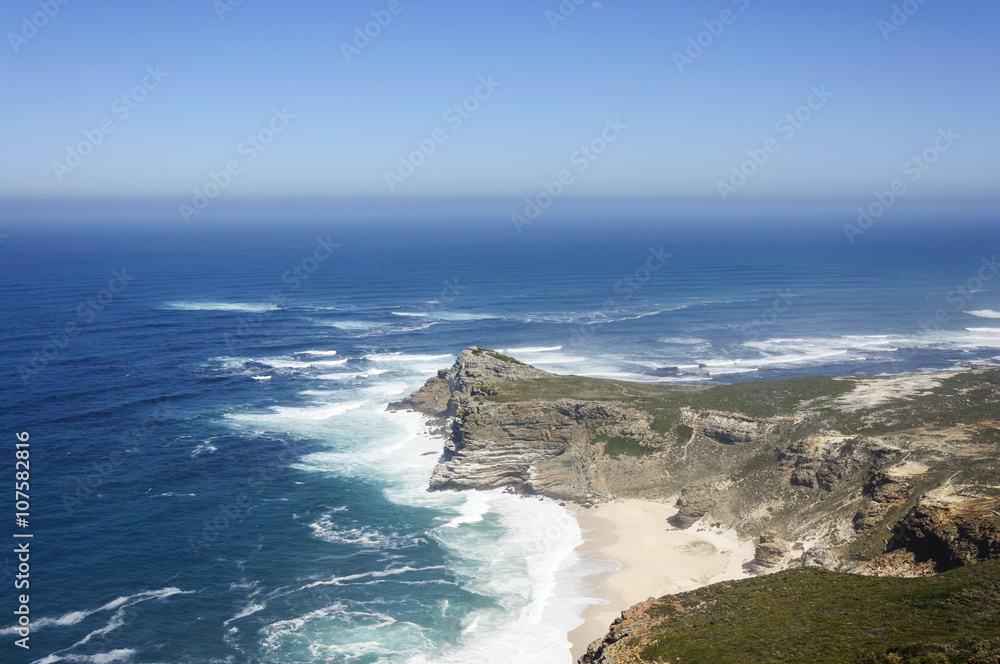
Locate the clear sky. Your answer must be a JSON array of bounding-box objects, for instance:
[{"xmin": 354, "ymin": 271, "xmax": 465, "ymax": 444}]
[{"xmin": 1, "ymin": 0, "xmax": 998, "ymax": 207}]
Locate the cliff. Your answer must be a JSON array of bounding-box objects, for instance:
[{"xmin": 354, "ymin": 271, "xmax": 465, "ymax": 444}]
[{"xmin": 389, "ymin": 348, "xmax": 1000, "ymax": 661}]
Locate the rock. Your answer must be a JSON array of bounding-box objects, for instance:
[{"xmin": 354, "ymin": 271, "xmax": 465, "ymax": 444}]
[
  {"xmin": 852, "ymin": 470, "xmax": 914, "ymax": 532},
  {"xmin": 800, "ymin": 547, "xmax": 840, "ymax": 570},
  {"xmin": 779, "ymin": 436, "xmax": 856, "ymax": 492},
  {"xmin": 752, "ymin": 531, "xmax": 791, "ymax": 572},
  {"xmin": 387, "ymin": 370, "xmax": 452, "ymax": 418},
  {"xmin": 670, "ymin": 483, "xmax": 715, "ymax": 529},
  {"xmin": 886, "ymin": 487, "xmax": 1000, "ymax": 571},
  {"xmin": 695, "ymin": 411, "xmax": 763, "ymax": 445}
]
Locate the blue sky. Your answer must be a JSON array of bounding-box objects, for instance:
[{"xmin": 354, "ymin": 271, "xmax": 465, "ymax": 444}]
[{"xmin": 1, "ymin": 0, "xmax": 998, "ymax": 207}]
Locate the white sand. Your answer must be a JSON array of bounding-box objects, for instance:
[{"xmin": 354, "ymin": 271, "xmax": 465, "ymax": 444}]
[{"xmin": 568, "ymin": 499, "xmax": 755, "ymax": 660}]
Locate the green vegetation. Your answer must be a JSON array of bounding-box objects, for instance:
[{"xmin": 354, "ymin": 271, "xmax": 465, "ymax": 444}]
[
  {"xmin": 634, "ymin": 561, "xmax": 1000, "ymax": 664},
  {"xmin": 651, "ymin": 415, "xmax": 673, "ymax": 435},
  {"xmin": 470, "ymin": 348, "xmax": 525, "ymax": 365},
  {"xmin": 686, "ymin": 375, "xmax": 856, "ymax": 418},
  {"xmin": 485, "ymin": 371, "xmax": 857, "ymax": 420},
  {"xmin": 594, "ymin": 434, "xmax": 654, "ymax": 458},
  {"xmin": 676, "ymin": 423, "xmax": 694, "ymax": 442}
]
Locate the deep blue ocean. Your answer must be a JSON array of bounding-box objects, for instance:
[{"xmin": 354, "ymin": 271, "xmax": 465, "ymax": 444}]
[{"xmin": 2, "ymin": 219, "xmax": 1000, "ymax": 663}]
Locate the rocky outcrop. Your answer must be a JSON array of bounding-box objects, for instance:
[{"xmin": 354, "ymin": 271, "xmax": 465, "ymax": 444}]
[
  {"xmin": 752, "ymin": 531, "xmax": 791, "ymax": 571},
  {"xmin": 387, "ymin": 370, "xmax": 452, "ymax": 418},
  {"xmin": 579, "ymin": 598, "xmax": 663, "ymax": 664},
  {"xmin": 693, "ymin": 411, "xmax": 764, "ymax": 445},
  {"xmin": 670, "ymin": 483, "xmax": 716, "ymax": 528},
  {"xmin": 778, "ymin": 435, "xmax": 858, "ymax": 492},
  {"xmin": 429, "ymin": 400, "xmax": 576, "ymax": 493},
  {"xmin": 888, "ymin": 486, "xmax": 1000, "ymax": 571},
  {"xmin": 389, "ymin": 347, "xmax": 548, "ymax": 418},
  {"xmin": 852, "ymin": 470, "xmax": 915, "ymax": 532}
]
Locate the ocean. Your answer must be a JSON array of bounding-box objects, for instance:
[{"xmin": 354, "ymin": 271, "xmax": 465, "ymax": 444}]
[{"xmin": 2, "ymin": 218, "xmax": 999, "ymax": 663}]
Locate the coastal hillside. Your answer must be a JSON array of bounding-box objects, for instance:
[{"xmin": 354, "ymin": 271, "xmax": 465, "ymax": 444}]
[
  {"xmin": 580, "ymin": 560, "xmax": 1000, "ymax": 664},
  {"xmin": 390, "ymin": 347, "xmax": 1000, "ymax": 578}
]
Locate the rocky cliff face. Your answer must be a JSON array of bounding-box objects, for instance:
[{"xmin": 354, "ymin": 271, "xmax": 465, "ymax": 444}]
[
  {"xmin": 391, "ymin": 349, "xmax": 1000, "ymax": 576},
  {"xmin": 389, "ymin": 349, "xmax": 1000, "ymax": 662}
]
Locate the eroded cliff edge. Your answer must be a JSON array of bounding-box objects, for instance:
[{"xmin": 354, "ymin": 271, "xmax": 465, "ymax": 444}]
[{"xmin": 389, "ymin": 347, "xmax": 1000, "ymax": 660}]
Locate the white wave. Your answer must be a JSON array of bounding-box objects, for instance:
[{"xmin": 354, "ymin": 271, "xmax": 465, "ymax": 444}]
[
  {"xmin": 311, "ymin": 372, "xmax": 364, "ymax": 380},
  {"xmin": 1, "ymin": 588, "xmax": 190, "ymax": 637},
  {"xmin": 191, "ymin": 440, "xmax": 218, "ymax": 458},
  {"xmin": 260, "ymin": 602, "xmax": 423, "ymax": 662},
  {"xmin": 319, "ymin": 320, "xmax": 382, "ymax": 330},
  {"xmin": 310, "ymin": 359, "xmax": 349, "ymax": 367},
  {"xmin": 254, "ymin": 358, "xmax": 312, "ymax": 369},
  {"xmin": 294, "ymin": 350, "xmax": 338, "ymax": 356},
  {"xmin": 298, "ymin": 566, "xmax": 447, "ymax": 592},
  {"xmin": 659, "ymin": 336, "xmax": 710, "ymax": 345},
  {"xmin": 161, "ymin": 301, "xmax": 277, "ymax": 313},
  {"xmin": 252, "ymin": 375, "xmax": 271, "ymax": 381},
  {"xmin": 392, "ymin": 311, "xmax": 500, "ymax": 322},
  {"xmin": 227, "ymin": 401, "xmax": 367, "ymax": 424},
  {"xmin": 294, "ymin": 408, "xmax": 609, "ymax": 664},
  {"xmin": 364, "ymin": 353, "xmax": 453, "ymax": 362},
  {"xmin": 442, "ymin": 491, "xmax": 489, "ymax": 528},
  {"xmin": 310, "ymin": 368, "xmax": 391, "ymax": 381},
  {"xmin": 308, "ymin": 513, "xmax": 420, "ymax": 549},
  {"xmin": 34, "ymin": 649, "xmax": 137, "ymax": 664},
  {"xmin": 581, "ymin": 307, "xmax": 682, "ymax": 325},
  {"xmin": 967, "ymin": 310, "xmax": 1000, "ymax": 318},
  {"xmin": 224, "ymin": 602, "xmax": 266, "ymax": 626},
  {"xmin": 736, "ymin": 329, "xmax": 1000, "ymax": 374},
  {"xmin": 235, "ymin": 387, "xmax": 608, "ymax": 664}
]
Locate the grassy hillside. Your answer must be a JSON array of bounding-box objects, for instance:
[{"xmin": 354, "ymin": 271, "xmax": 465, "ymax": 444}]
[{"xmin": 628, "ymin": 562, "xmax": 1000, "ymax": 664}]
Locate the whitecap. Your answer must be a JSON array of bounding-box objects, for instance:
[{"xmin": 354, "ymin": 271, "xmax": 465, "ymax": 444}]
[
  {"xmin": 161, "ymin": 301, "xmax": 277, "ymax": 313},
  {"xmin": 191, "ymin": 440, "xmax": 218, "ymax": 458},
  {"xmin": 0, "ymin": 588, "xmax": 191, "ymax": 637}
]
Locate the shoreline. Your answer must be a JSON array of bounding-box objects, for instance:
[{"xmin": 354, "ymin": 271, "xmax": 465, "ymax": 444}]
[{"xmin": 567, "ymin": 499, "xmax": 755, "ymax": 660}]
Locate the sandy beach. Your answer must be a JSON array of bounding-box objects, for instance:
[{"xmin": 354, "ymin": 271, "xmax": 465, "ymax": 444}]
[{"xmin": 568, "ymin": 499, "xmax": 756, "ymax": 660}]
